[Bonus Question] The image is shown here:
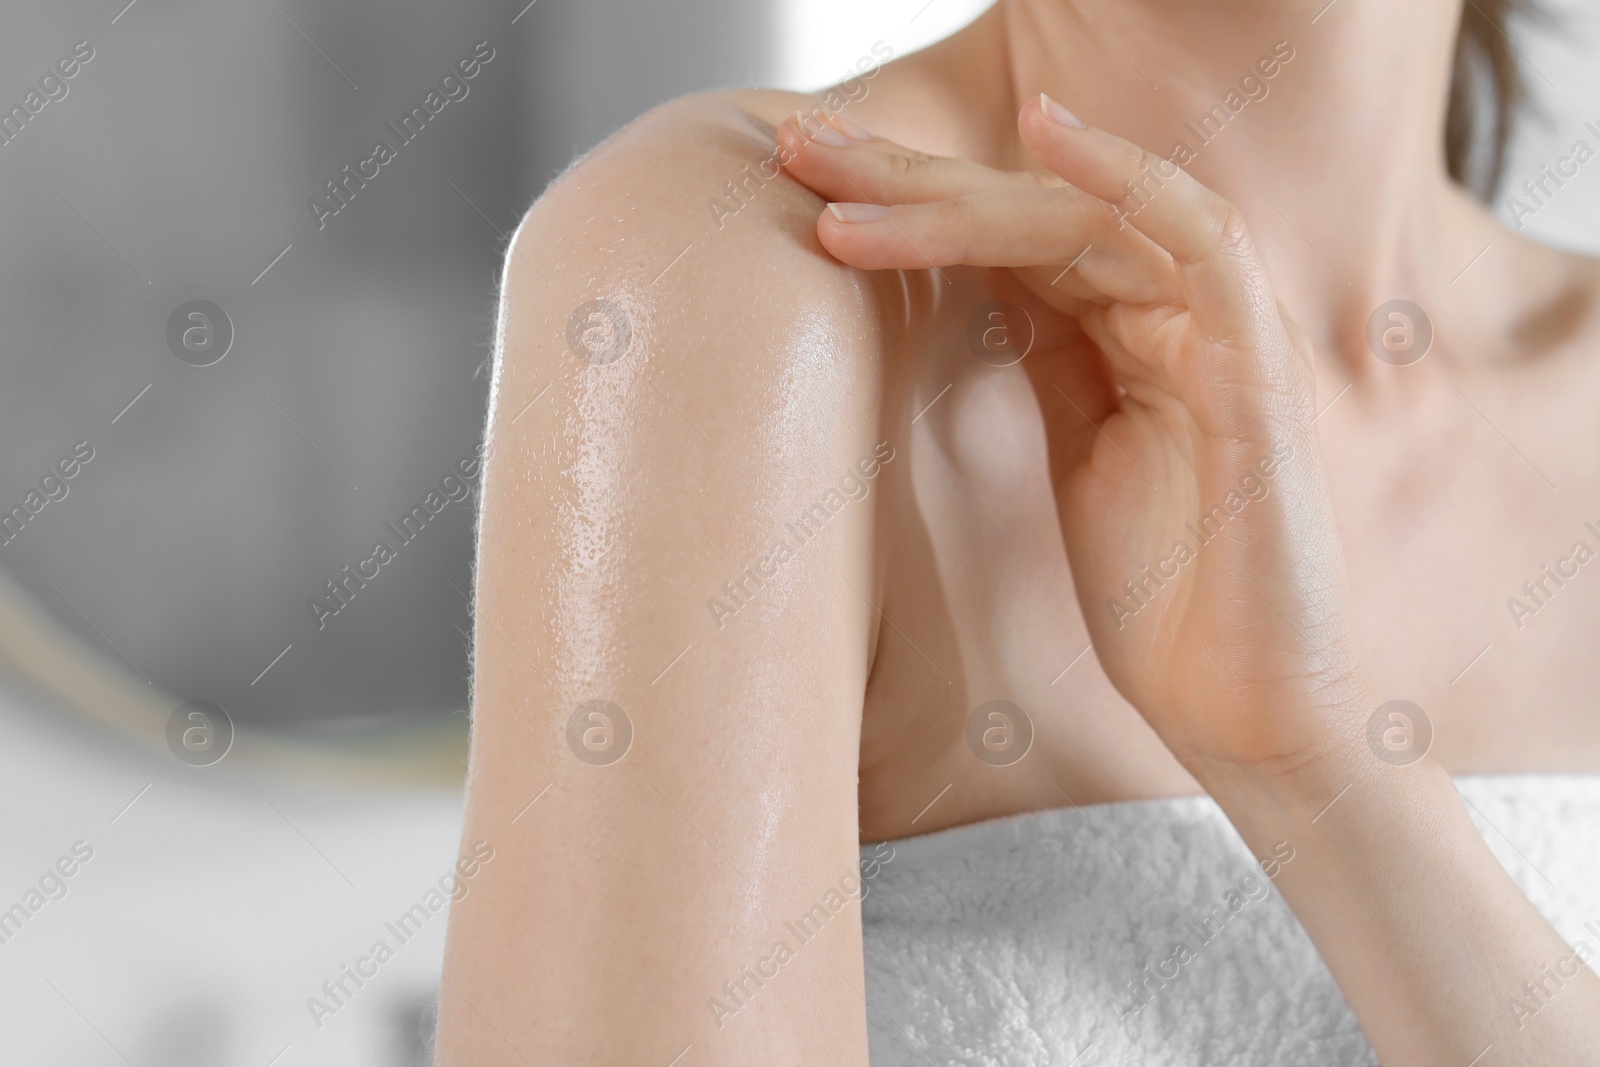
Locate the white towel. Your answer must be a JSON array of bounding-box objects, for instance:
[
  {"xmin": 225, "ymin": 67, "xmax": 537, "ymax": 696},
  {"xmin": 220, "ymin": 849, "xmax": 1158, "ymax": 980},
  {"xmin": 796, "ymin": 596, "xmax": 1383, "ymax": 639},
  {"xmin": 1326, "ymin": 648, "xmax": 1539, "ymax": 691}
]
[{"xmin": 861, "ymin": 776, "xmax": 1600, "ymax": 1065}]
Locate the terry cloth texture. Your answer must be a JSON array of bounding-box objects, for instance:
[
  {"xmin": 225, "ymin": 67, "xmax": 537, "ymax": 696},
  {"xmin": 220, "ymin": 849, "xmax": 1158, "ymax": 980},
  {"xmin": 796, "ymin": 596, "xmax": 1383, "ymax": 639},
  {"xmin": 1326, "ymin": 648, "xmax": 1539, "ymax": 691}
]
[{"xmin": 861, "ymin": 775, "xmax": 1600, "ymax": 1065}]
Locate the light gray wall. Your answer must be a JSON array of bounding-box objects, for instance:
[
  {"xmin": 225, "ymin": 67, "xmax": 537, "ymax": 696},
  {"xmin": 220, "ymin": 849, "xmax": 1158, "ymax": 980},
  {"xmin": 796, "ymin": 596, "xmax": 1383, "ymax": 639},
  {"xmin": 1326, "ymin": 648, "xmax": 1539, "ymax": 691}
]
[
  {"xmin": 0, "ymin": 0, "xmax": 771, "ymax": 729},
  {"xmin": 512, "ymin": 0, "xmax": 775, "ymax": 194}
]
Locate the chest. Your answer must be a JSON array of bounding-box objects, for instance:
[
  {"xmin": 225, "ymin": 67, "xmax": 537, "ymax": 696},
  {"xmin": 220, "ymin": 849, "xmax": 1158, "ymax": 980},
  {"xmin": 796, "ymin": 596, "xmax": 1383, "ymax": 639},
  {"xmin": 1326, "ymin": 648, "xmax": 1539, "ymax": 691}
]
[
  {"xmin": 1315, "ymin": 376, "xmax": 1600, "ymax": 770},
  {"xmin": 859, "ymin": 292, "xmax": 1600, "ymax": 835}
]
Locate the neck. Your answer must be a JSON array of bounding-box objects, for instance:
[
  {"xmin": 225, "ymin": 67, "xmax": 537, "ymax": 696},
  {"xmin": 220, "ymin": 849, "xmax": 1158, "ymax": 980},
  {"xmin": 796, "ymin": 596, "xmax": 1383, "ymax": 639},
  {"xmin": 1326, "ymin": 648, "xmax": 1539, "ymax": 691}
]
[{"xmin": 985, "ymin": 0, "xmax": 1518, "ymax": 371}]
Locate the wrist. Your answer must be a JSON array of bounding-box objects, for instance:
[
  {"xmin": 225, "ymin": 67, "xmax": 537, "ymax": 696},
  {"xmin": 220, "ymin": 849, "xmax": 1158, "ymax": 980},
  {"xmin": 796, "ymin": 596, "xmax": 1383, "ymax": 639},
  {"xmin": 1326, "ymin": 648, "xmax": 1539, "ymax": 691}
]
[
  {"xmin": 1195, "ymin": 728, "xmax": 1464, "ymax": 859},
  {"xmin": 1186, "ymin": 690, "xmax": 1453, "ymax": 824}
]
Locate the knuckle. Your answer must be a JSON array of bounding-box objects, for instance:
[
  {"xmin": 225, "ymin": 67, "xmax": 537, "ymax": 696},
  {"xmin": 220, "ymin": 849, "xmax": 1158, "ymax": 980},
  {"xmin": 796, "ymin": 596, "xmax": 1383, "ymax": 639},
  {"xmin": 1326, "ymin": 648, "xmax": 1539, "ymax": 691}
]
[
  {"xmin": 883, "ymin": 150, "xmax": 933, "ymax": 182},
  {"xmin": 1085, "ymin": 193, "xmax": 1127, "ymax": 234},
  {"xmin": 1214, "ymin": 204, "xmax": 1255, "ymax": 259},
  {"xmin": 1113, "ymin": 139, "xmax": 1146, "ymax": 175}
]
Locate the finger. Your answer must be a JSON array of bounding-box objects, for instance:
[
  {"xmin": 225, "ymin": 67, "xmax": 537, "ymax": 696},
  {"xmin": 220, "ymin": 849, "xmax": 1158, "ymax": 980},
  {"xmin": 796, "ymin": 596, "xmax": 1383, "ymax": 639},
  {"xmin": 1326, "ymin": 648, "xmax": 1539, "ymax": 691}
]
[
  {"xmin": 1020, "ymin": 95, "xmax": 1282, "ymax": 349},
  {"xmin": 817, "ymin": 188, "xmax": 1180, "ymax": 307},
  {"xmin": 1012, "ymin": 244, "xmax": 1169, "ymax": 312},
  {"xmin": 776, "ymin": 114, "xmax": 1047, "ymax": 206},
  {"xmin": 779, "ymin": 114, "xmax": 1180, "ymax": 310}
]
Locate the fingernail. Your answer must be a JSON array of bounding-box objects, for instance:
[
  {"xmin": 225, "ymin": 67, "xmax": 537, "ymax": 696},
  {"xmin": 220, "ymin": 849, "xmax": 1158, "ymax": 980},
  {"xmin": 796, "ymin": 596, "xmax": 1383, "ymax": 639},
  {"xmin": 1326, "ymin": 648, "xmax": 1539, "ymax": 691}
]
[
  {"xmin": 1039, "ymin": 92, "xmax": 1085, "ymax": 128},
  {"xmin": 830, "ymin": 113, "xmax": 875, "ymax": 141},
  {"xmin": 805, "ymin": 118, "xmax": 854, "ymax": 147},
  {"xmin": 827, "ymin": 202, "xmax": 891, "ymax": 223}
]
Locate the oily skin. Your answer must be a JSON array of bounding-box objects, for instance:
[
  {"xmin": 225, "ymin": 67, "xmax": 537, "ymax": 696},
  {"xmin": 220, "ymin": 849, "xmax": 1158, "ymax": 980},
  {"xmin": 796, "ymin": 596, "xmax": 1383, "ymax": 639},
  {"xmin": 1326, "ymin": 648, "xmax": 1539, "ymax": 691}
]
[
  {"xmin": 439, "ymin": 100, "xmax": 887, "ymax": 1065},
  {"xmin": 439, "ymin": 0, "xmax": 1600, "ymax": 1063}
]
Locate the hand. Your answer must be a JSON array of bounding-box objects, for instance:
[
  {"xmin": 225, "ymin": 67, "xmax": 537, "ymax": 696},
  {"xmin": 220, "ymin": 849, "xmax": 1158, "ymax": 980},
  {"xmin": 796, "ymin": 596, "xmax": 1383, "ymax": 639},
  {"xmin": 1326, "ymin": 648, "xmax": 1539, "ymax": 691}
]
[{"xmin": 779, "ymin": 98, "xmax": 1377, "ymax": 783}]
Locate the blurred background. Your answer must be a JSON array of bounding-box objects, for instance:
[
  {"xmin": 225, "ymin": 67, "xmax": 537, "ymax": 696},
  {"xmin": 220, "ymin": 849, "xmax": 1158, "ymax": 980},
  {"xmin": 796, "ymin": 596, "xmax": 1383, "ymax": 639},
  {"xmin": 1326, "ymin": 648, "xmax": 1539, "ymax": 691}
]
[{"xmin": 0, "ymin": 0, "xmax": 1597, "ymax": 1063}]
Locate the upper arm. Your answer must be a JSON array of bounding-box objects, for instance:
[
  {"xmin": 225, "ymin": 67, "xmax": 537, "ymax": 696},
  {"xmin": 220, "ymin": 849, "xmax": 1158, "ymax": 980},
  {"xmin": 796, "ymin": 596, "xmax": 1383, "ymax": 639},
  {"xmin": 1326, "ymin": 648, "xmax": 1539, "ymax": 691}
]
[{"xmin": 437, "ymin": 97, "xmax": 887, "ymax": 1064}]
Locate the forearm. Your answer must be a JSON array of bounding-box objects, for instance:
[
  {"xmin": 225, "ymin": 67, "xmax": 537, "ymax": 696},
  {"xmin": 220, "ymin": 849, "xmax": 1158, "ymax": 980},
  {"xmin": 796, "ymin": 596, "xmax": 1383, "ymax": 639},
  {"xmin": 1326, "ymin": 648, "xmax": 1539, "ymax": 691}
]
[{"xmin": 1203, "ymin": 740, "xmax": 1600, "ymax": 1065}]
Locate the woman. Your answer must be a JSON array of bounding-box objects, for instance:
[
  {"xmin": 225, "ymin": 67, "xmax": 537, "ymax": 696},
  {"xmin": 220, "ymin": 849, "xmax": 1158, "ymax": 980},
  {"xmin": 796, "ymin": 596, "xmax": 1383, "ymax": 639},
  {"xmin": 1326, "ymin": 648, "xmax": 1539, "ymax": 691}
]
[{"xmin": 438, "ymin": 0, "xmax": 1600, "ymax": 1062}]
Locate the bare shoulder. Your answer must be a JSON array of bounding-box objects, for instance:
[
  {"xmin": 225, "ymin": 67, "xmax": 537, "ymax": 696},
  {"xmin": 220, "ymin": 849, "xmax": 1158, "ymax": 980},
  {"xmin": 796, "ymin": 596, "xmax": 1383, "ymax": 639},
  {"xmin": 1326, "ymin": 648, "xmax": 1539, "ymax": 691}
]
[
  {"xmin": 481, "ymin": 87, "xmax": 896, "ymax": 669},
  {"xmin": 502, "ymin": 88, "xmax": 882, "ymax": 343},
  {"xmin": 483, "ymin": 86, "xmax": 894, "ymax": 638}
]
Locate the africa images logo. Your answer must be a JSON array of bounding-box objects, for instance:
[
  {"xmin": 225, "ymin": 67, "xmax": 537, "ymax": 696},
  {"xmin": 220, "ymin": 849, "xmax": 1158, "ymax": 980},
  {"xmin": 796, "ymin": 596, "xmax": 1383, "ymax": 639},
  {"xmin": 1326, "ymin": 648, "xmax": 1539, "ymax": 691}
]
[{"xmin": 308, "ymin": 42, "xmax": 495, "ymax": 230}]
